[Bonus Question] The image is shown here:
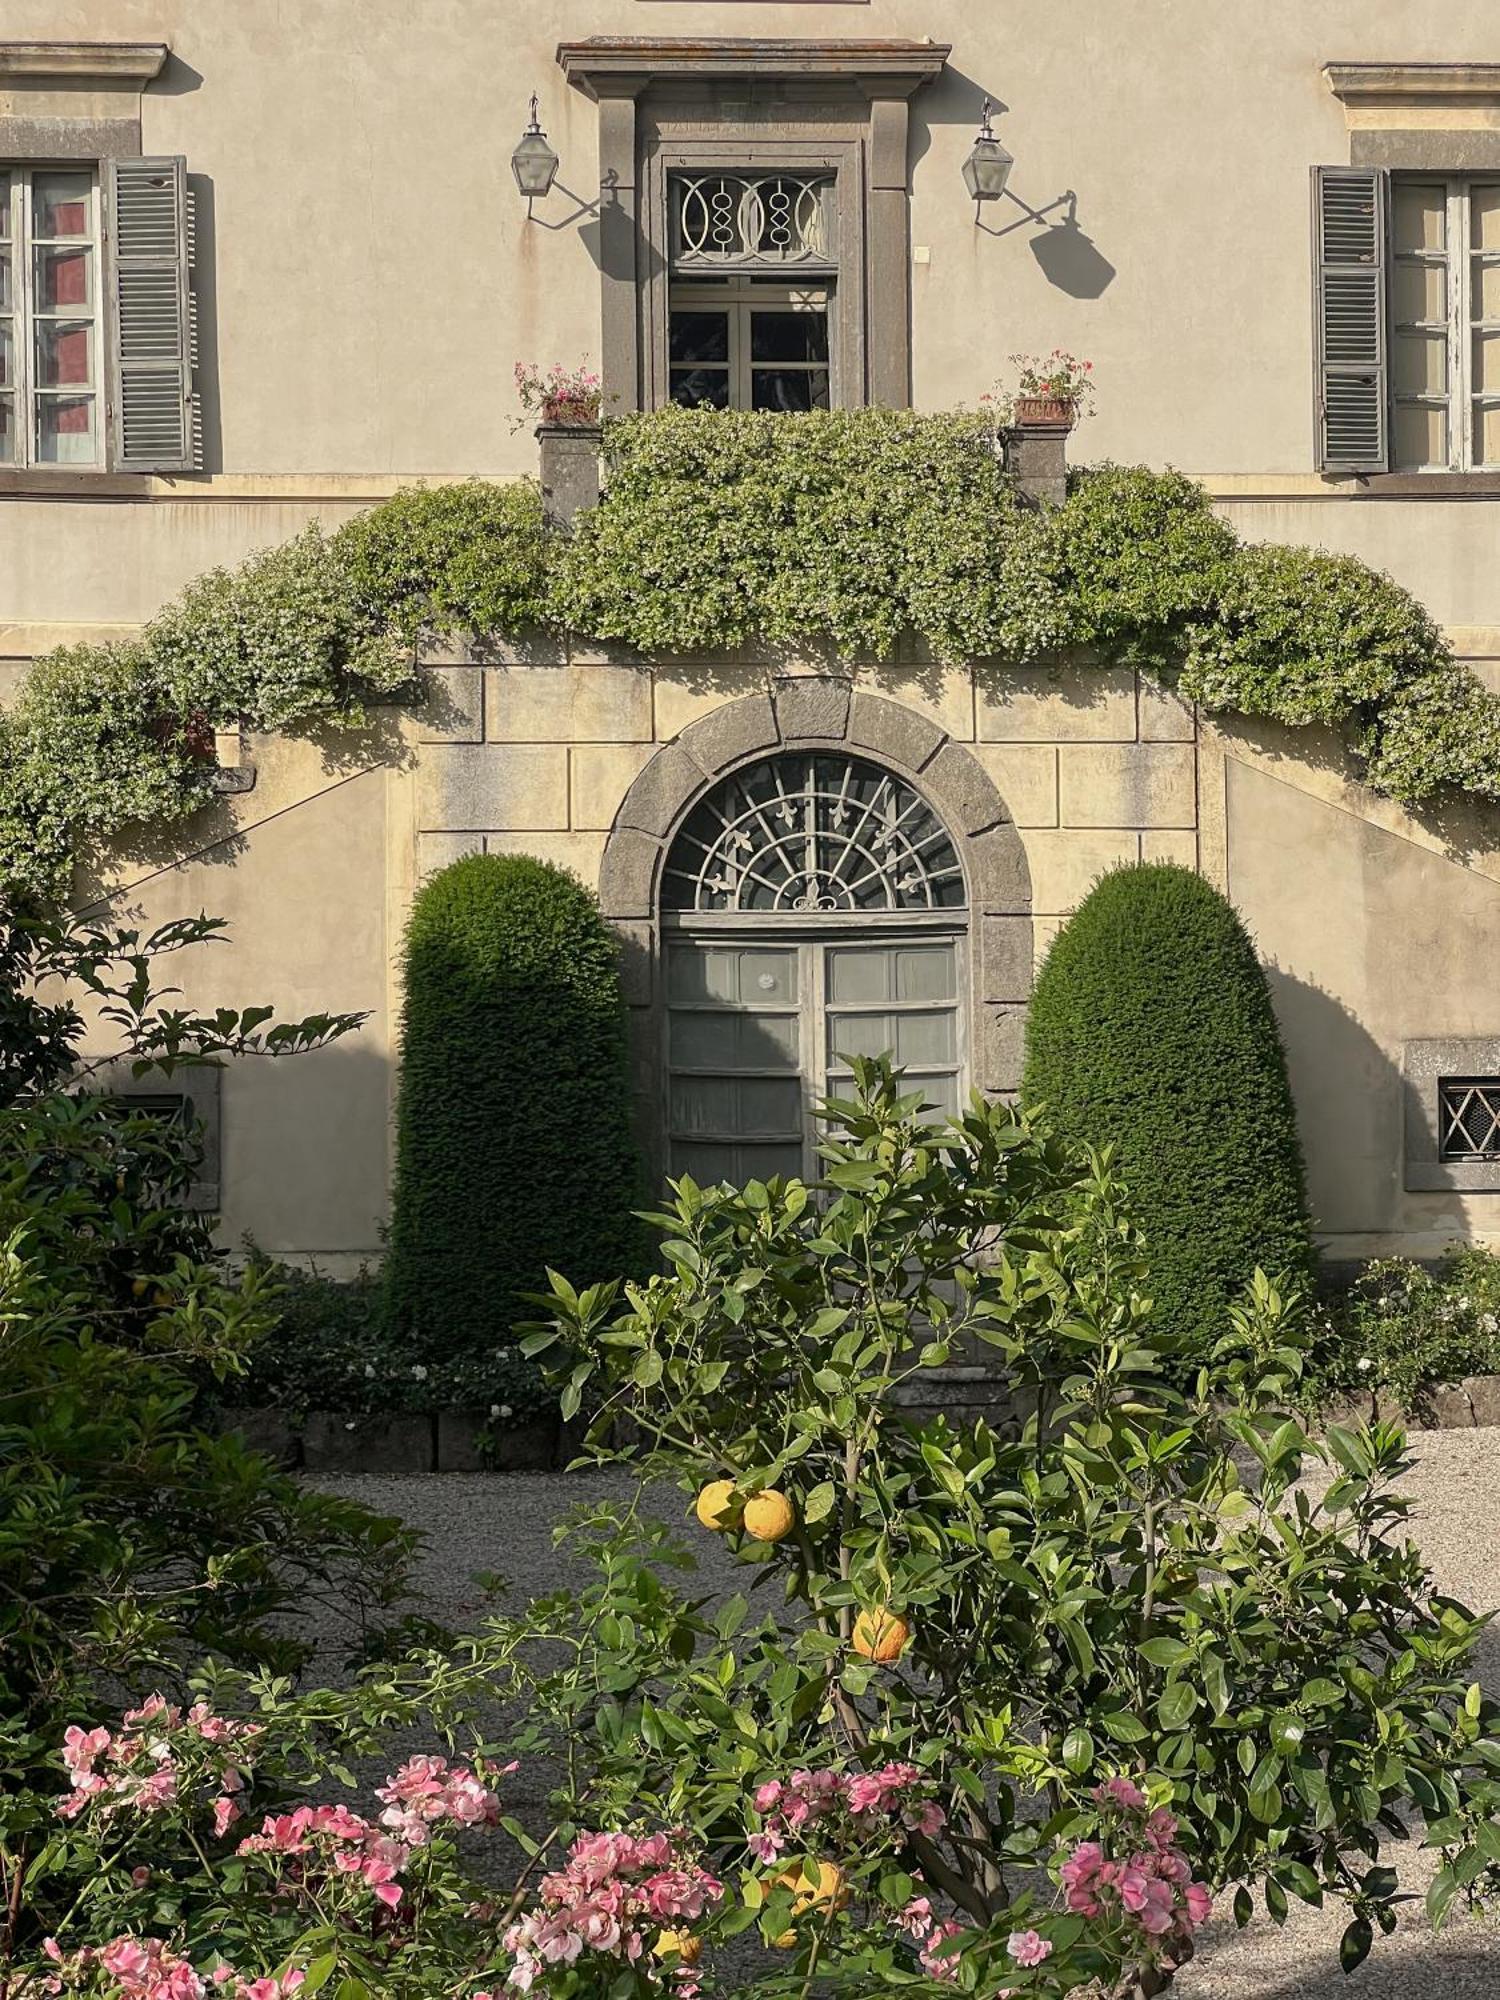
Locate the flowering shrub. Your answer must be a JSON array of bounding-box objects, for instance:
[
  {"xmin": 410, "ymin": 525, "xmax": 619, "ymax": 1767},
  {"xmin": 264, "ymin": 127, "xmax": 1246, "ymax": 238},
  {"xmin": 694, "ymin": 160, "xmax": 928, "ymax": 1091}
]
[
  {"xmin": 4, "ymin": 409, "xmax": 1500, "ymax": 896},
  {"xmin": 1311, "ymin": 1244, "xmax": 1500, "ymax": 1413},
  {"xmin": 502, "ymin": 1830, "xmax": 722, "ymax": 1994}
]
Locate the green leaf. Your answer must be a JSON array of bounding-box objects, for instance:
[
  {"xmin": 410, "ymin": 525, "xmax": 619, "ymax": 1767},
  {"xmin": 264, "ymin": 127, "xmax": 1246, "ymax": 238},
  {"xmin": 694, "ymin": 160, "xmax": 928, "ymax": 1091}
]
[
  {"xmin": 803, "ymin": 1482, "xmax": 837, "ymax": 1525},
  {"xmin": 1157, "ymin": 1682, "xmax": 1198, "ymax": 1729},
  {"xmin": 1138, "ymin": 1636, "xmax": 1191, "ymax": 1669},
  {"xmin": 1339, "ymin": 1919, "xmax": 1373, "ymax": 1974},
  {"xmin": 1061, "ymin": 1728, "xmax": 1095, "ymax": 1775}
]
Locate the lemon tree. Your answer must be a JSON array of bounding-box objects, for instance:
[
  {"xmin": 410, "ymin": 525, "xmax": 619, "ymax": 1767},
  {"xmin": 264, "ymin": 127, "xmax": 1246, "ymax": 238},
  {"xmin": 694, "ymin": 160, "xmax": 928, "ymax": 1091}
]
[{"xmin": 524, "ymin": 1056, "xmax": 1500, "ymax": 1990}]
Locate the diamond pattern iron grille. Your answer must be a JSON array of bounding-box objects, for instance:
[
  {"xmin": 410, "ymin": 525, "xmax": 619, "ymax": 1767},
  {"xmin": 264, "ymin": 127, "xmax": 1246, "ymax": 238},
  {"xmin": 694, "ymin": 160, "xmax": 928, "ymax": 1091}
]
[
  {"xmin": 1439, "ymin": 1077, "xmax": 1500, "ymax": 1161},
  {"xmin": 662, "ymin": 754, "xmax": 966, "ymax": 915}
]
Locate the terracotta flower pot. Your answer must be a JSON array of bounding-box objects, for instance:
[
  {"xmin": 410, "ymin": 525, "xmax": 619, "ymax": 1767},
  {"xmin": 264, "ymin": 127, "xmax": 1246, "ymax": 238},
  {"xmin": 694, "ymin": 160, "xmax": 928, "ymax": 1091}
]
[
  {"xmin": 542, "ymin": 394, "xmax": 600, "ymax": 426},
  {"xmin": 1013, "ymin": 393, "xmax": 1076, "ymax": 427}
]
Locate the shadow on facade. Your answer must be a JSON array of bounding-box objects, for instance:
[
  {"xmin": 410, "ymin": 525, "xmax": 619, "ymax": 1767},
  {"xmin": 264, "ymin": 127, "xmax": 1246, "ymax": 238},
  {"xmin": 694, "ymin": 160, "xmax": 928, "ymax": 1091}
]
[{"xmin": 1261, "ymin": 964, "xmax": 1402, "ymax": 1262}]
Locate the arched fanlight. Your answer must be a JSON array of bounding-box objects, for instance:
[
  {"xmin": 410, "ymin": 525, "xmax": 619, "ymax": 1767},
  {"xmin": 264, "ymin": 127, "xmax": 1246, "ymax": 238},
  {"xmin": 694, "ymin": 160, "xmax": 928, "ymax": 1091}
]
[
  {"xmin": 962, "ymin": 99, "xmax": 1014, "ymax": 208},
  {"xmin": 512, "ymin": 93, "xmax": 559, "ymax": 200}
]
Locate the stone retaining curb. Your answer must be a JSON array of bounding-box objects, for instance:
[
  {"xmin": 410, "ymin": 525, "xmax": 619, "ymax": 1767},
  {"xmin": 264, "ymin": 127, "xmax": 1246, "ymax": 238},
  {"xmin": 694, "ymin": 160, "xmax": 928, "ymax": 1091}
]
[
  {"xmin": 219, "ymin": 1375, "xmax": 1500, "ymax": 1476},
  {"xmin": 216, "ymin": 1407, "xmax": 569, "ymax": 1474}
]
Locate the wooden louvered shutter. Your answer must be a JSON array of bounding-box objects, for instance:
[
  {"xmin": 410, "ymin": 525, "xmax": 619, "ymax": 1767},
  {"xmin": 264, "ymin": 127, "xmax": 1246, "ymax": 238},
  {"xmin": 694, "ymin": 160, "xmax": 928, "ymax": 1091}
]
[
  {"xmin": 106, "ymin": 157, "xmax": 198, "ymax": 472},
  {"xmin": 1312, "ymin": 166, "xmax": 1389, "ymax": 472}
]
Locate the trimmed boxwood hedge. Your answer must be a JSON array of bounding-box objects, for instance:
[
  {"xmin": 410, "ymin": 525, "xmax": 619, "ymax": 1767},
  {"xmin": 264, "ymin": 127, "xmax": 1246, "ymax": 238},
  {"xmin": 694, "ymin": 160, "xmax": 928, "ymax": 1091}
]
[
  {"xmin": 384, "ymin": 852, "xmax": 641, "ymax": 1362},
  {"xmin": 1021, "ymin": 862, "xmax": 1315, "ymax": 1363}
]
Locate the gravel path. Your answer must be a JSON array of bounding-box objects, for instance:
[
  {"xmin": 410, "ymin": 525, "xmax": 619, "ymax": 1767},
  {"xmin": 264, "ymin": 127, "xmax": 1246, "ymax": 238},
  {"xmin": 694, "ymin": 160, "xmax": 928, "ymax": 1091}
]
[{"xmin": 311, "ymin": 1428, "xmax": 1500, "ymax": 1998}]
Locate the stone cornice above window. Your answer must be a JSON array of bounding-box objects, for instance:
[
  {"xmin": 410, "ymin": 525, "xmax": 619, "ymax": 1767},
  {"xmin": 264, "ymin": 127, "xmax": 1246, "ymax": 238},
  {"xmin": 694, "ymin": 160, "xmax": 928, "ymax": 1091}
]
[
  {"xmin": 557, "ymin": 36, "xmax": 950, "ymax": 99},
  {"xmin": 1325, "ymin": 62, "xmax": 1500, "ymax": 105},
  {"xmin": 0, "ymin": 41, "xmax": 169, "ymax": 85}
]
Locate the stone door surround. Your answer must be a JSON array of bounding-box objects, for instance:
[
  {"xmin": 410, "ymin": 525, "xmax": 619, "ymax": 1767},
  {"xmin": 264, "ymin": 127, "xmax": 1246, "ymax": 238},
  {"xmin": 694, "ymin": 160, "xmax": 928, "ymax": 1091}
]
[{"xmin": 596, "ymin": 677, "xmax": 1034, "ymax": 1176}]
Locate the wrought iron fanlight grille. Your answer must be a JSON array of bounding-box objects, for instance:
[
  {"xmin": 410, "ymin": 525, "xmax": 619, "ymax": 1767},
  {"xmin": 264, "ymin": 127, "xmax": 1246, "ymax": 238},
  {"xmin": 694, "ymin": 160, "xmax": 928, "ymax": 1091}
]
[
  {"xmin": 662, "ymin": 754, "xmax": 965, "ymax": 915},
  {"xmin": 670, "ymin": 172, "xmax": 836, "ymax": 272},
  {"xmin": 1439, "ymin": 1077, "xmax": 1500, "ymax": 1161}
]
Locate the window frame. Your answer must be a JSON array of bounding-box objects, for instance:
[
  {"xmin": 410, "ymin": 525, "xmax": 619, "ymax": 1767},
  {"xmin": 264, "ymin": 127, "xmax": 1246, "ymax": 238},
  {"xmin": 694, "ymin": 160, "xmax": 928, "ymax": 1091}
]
[
  {"xmin": 1390, "ymin": 172, "xmax": 1500, "ymax": 472},
  {"xmin": 640, "ymin": 137, "xmax": 868, "ymax": 413},
  {"xmin": 669, "ymin": 277, "xmax": 834, "ymax": 411},
  {"xmin": 0, "ymin": 161, "xmax": 106, "ymax": 471},
  {"xmin": 661, "ymin": 918, "xmax": 969, "ymax": 1186}
]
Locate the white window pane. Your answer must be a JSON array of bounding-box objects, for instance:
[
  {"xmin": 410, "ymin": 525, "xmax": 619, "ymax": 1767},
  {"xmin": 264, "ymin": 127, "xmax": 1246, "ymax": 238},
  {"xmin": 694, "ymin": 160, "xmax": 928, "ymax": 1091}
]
[
  {"xmin": 1474, "ymin": 184, "xmax": 1500, "ymax": 251},
  {"xmin": 670, "ymin": 1076, "xmax": 736, "ymax": 1135},
  {"xmin": 671, "ymin": 1009, "xmax": 798, "ymax": 1072},
  {"xmin": 827, "ymin": 948, "xmax": 891, "ymax": 1004},
  {"xmin": 1393, "ymin": 401, "xmax": 1448, "ymax": 469},
  {"xmin": 739, "ymin": 1076, "xmax": 803, "ymax": 1135},
  {"xmin": 33, "ymin": 173, "xmax": 91, "ymax": 239},
  {"xmin": 35, "ymin": 245, "xmax": 93, "ymax": 314},
  {"xmin": 1393, "ymin": 258, "xmax": 1446, "ymax": 324},
  {"xmin": 1474, "ymin": 402, "xmax": 1500, "ymax": 466},
  {"xmin": 35, "ymin": 396, "xmax": 97, "ymax": 464},
  {"xmin": 0, "ymin": 251, "xmax": 10, "ymax": 314},
  {"xmin": 0, "ymin": 323, "xmax": 11, "ymax": 390},
  {"xmin": 1475, "ymin": 259, "xmax": 1500, "ymax": 323},
  {"xmin": 0, "ymin": 173, "xmax": 10, "ymax": 240},
  {"xmin": 668, "ymin": 947, "xmax": 737, "ymax": 1003},
  {"xmin": 903, "ymin": 1073, "xmax": 960, "ymax": 1121},
  {"xmin": 1476, "ymin": 331, "xmax": 1500, "ymax": 395},
  {"xmin": 1392, "ymin": 182, "xmax": 1446, "ymax": 254},
  {"xmin": 1393, "ymin": 330, "xmax": 1448, "ymax": 396},
  {"xmin": 0, "ymin": 396, "xmax": 13, "ymax": 464},
  {"xmin": 828, "ymin": 1010, "xmax": 895, "ymax": 1061},
  {"xmin": 673, "ymin": 1141, "xmax": 739, "ymax": 1186},
  {"xmin": 35, "ymin": 322, "xmax": 92, "ymax": 390},
  {"xmin": 894, "ymin": 945, "xmax": 956, "ymax": 1002},
  {"xmin": 737, "ymin": 1142, "xmax": 804, "ymax": 1184},
  {"xmin": 894, "ymin": 1010, "xmax": 957, "ymax": 1066},
  {"xmin": 737, "ymin": 950, "xmax": 798, "ymax": 1004}
]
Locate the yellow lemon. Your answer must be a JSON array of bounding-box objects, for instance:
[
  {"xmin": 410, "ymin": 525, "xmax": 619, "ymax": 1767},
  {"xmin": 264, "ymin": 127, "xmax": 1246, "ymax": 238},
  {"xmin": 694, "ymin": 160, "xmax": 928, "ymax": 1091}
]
[
  {"xmin": 851, "ymin": 1608, "xmax": 911, "ymax": 1663},
  {"xmin": 652, "ymin": 1932, "xmax": 702, "ymax": 1964},
  {"xmin": 695, "ymin": 1479, "xmax": 740, "ymax": 1531},
  {"xmin": 771, "ymin": 1858, "xmax": 848, "ymax": 1943},
  {"xmin": 130, "ymin": 1277, "xmax": 149, "ymax": 1298},
  {"xmin": 742, "ymin": 1489, "xmax": 796, "ymax": 1543}
]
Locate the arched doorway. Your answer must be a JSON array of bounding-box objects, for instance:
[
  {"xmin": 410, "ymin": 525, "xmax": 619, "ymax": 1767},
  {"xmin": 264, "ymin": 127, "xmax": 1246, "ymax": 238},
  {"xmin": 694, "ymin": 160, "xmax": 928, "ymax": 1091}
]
[
  {"xmin": 596, "ymin": 681, "xmax": 1034, "ymax": 1189},
  {"xmin": 660, "ymin": 751, "xmax": 968, "ymax": 1182}
]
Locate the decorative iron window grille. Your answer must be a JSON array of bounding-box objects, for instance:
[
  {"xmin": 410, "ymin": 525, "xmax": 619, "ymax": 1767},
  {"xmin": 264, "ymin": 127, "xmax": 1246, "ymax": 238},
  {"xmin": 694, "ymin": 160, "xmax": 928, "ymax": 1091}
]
[
  {"xmin": 662, "ymin": 754, "xmax": 965, "ymax": 915},
  {"xmin": 1438, "ymin": 1076, "xmax": 1500, "ymax": 1161},
  {"xmin": 670, "ymin": 172, "xmax": 836, "ymax": 273}
]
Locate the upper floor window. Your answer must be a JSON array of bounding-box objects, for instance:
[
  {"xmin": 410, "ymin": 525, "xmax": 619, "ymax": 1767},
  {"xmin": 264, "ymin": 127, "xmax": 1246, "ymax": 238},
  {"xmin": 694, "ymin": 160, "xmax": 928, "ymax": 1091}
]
[
  {"xmin": 1390, "ymin": 176, "xmax": 1500, "ymax": 471},
  {"xmin": 0, "ymin": 167, "xmax": 104, "ymax": 467},
  {"xmin": 668, "ymin": 173, "xmax": 835, "ymax": 411},
  {"xmin": 0, "ymin": 155, "xmax": 197, "ymax": 477}
]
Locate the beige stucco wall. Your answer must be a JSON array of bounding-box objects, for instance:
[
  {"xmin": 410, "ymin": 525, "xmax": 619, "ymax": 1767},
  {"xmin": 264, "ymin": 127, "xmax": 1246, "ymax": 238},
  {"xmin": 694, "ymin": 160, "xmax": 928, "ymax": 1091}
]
[
  {"xmin": 2, "ymin": 2, "xmax": 1500, "ymax": 623},
  {"xmin": 56, "ymin": 652, "xmax": 1495, "ymax": 1269}
]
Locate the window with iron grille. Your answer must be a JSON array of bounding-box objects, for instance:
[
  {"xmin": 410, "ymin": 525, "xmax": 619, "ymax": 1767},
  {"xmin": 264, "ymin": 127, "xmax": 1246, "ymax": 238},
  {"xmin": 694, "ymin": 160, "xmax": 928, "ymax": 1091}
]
[
  {"xmin": 1438, "ymin": 1076, "xmax": 1500, "ymax": 1161},
  {"xmin": 668, "ymin": 172, "xmax": 836, "ymax": 412}
]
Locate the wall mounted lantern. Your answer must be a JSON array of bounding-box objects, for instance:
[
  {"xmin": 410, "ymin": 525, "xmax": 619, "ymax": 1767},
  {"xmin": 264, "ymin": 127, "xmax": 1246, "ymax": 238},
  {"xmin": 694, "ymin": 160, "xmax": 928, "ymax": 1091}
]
[
  {"xmin": 962, "ymin": 99, "xmax": 1014, "ymax": 210},
  {"xmin": 512, "ymin": 93, "xmax": 560, "ymax": 200}
]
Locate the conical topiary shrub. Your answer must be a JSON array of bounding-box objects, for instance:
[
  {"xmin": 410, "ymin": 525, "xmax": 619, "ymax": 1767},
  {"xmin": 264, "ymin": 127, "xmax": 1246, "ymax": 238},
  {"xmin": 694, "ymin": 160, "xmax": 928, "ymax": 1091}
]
[
  {"xmin": 1022, "ymin": 862, "xmax": 1314, "ymax": 1364},
  {"xmin": 384, "ymin": 852, "xmax": 640, "ymax": 1361}
]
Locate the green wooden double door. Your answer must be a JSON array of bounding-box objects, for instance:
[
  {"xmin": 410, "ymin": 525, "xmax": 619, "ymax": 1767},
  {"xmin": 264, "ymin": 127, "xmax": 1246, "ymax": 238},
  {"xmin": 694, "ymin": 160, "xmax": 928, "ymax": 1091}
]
[{"xmin": 664, "ymin": 931, "xmax": 966, "ymax": 1186}]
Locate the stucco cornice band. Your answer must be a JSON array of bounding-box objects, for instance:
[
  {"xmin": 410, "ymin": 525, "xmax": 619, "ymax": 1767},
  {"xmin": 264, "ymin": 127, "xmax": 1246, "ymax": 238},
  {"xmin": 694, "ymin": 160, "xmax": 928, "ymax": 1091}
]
[
  {"xmin": 558, "ymin": 36, "xmax": 950, "ymax": 97},
  {"xmin": 0, "ymin": 42, "xmax": 169, "ymax": 84}
]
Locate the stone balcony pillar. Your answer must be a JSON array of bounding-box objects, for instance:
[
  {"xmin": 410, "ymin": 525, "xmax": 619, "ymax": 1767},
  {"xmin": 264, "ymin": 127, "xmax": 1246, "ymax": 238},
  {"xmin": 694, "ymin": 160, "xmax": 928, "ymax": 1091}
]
[
  {"xmin": 537, "ymin": 421, "xmax": 602, "ymax": 528},
  {"xmin": 1004, "ymin": 414, "xmax": 1070, "ymax": 509}
]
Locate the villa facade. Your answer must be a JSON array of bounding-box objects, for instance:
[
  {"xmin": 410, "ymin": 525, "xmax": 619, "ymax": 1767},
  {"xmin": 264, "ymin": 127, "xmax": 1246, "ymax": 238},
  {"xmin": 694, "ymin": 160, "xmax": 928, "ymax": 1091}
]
[{"xmin": 6, "ymin": 3, "xmax": 1500, "ymax": 1269}]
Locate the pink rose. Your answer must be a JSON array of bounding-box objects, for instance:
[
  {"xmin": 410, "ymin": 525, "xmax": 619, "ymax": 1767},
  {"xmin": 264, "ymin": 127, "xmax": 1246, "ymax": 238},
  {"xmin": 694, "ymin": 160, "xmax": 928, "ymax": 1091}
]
[{"xmin": 1007, "ymin": 1930, "xmax": 1053, "ymax": 1968}]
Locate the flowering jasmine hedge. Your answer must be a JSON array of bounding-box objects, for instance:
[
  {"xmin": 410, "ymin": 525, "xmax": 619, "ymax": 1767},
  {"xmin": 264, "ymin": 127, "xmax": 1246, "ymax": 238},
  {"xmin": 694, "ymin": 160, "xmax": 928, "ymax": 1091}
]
[{"xmin": 1, "ymin": 406, "xmax": 1496, "ymax": 900}]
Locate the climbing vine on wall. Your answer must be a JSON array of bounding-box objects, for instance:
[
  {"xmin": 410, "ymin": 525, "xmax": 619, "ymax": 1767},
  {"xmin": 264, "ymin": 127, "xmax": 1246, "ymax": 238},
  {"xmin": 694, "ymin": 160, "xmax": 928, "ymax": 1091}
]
[{"xmin": 1, "ymin": 405, "xmax": 1496, "ymax": 900}]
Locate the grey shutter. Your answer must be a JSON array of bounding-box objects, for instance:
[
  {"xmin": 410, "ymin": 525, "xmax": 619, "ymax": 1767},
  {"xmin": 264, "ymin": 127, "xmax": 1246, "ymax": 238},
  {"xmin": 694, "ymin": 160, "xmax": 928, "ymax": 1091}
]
[
  {"xmin": 106, "ymin": 156, "xmax": 198, "ymax": 471},
  {"xmin": 1312, "ymin": 166, "xmax": 1389, "ymax": 472}
]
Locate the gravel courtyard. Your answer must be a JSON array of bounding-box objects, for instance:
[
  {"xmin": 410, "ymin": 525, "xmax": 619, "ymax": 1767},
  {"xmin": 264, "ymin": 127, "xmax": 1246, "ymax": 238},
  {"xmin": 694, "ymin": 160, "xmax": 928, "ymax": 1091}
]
[{"xmin": 312, "ymin": 1427, "xmax": 1500, "ymax": 1999}]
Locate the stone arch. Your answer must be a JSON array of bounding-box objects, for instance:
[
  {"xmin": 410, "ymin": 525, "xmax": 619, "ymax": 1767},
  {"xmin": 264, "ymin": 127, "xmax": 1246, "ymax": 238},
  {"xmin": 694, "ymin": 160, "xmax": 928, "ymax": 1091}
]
[{"xmin": 598, "ymin": 679, "xmax": 1033, "ymax": 1174}]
